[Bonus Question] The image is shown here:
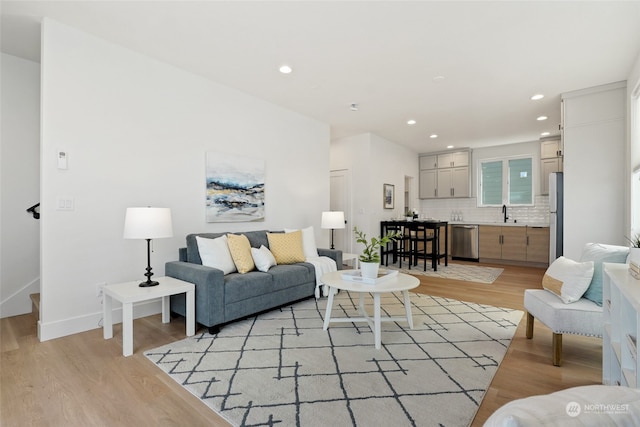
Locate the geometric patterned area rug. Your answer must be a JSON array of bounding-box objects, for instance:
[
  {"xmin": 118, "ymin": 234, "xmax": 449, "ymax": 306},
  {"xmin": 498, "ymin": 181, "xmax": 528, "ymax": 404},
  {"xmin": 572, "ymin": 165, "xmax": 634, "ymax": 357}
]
[
  {"xmin": 385, "ymin": 262, "xmax": 504, "ymax": 284},
  {"xmin": 146, "ymin": 292, "xmax": 522, "ymax": 427}
]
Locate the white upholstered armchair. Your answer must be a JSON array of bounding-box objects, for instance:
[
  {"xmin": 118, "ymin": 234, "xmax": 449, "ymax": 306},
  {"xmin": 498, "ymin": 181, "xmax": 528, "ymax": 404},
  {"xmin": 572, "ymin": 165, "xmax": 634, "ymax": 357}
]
[{"xmin": 524, "ymin": 243, "xmax": 629, "ymax": 366}]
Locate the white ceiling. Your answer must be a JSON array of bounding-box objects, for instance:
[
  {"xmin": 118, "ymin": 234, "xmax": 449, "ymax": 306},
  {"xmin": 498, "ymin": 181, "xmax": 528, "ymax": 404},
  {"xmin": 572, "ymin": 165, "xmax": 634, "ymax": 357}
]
[{"xmin": 2, "ymin": 1, "xmax": 640, "ymax": 153}]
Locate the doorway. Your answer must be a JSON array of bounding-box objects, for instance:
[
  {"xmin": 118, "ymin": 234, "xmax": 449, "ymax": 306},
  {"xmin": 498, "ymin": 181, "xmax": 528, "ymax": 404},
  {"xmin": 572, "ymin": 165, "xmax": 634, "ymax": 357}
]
[
  {"xmin": 404, "ymin": 175, "xmax": 414, "ymax": 216},
  {"xmin": 330, "ymin": 169, "xmax": 351, "ymax": 252}
]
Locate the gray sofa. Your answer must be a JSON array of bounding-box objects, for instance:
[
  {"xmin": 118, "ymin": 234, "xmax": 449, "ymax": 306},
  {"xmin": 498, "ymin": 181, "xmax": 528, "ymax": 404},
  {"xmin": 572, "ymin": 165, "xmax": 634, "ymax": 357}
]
[{"xmin": 166, "ymin": 230, "xmax": 342, "ymax": 333}]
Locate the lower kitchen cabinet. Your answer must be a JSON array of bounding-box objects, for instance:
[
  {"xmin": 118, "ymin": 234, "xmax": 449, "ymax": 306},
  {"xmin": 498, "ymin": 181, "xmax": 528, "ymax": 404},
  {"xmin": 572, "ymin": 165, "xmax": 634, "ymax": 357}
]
[
  {"xmin": 526, "ymin": 227, "xmax": 550, "ymax": 263},
  {"xmin": 479, "ymin": 225, "xmax": 549, "ymax": 264},
  {"xmin": 479, "ymin": 226, "xmax": 503, "ymax": 259}
]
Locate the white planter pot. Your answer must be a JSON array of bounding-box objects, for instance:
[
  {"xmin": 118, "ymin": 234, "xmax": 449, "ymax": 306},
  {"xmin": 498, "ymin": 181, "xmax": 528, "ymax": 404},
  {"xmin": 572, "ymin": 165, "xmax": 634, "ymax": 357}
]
[
  {"xmin": 630, "ymin": 247, "xmax": 640, "ymax": 266},
  {"xmin": 360, "ymin": 261, "xmax": 380, "ymax": 279}
]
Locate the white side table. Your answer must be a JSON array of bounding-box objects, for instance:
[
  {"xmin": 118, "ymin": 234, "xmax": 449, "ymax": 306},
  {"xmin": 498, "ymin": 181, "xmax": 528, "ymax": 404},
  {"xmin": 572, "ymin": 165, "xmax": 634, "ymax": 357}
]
[
  {"xmin": 321, "ymin": 270, "xmax": 419, "ymax": 349},
  {"xmin": 103, "ymin": 276, "xmax": 195, "ymax": 356}
]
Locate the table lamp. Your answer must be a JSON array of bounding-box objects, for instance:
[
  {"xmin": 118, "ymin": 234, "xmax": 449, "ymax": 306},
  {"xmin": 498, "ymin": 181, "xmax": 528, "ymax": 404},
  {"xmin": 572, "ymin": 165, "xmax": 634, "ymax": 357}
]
[
  {"xmin": 123, "ymin": 207, "xmax": 173, "ymax": 287},
  {"xmin": 321, "ymin": 211, "xmax": 345, "ymax": 250}
]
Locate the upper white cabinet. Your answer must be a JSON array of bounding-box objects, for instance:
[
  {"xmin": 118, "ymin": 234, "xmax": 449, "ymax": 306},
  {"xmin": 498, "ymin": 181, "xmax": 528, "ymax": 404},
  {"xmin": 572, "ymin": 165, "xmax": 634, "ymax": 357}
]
[
  {"xmin": 437, "ymin": 167, "xmax": 470, "ymax": 198},
  {"xmin": 419, "ymin": 169, "xmax": 437, "ymax": 199},
  {"xmin": 541, "ymin": 138, "xmax": 563, "ymax": 159},
  {"xmin": 437, "ymin": 151, "xmax": 469, "ymax": 168},
  {"xmin": 419, "ymin": 155, "xmax": 438, "ymax": 170},
  {"xmin": 420, "ymin": 150, "xmax": 471, "ymax": 199}
]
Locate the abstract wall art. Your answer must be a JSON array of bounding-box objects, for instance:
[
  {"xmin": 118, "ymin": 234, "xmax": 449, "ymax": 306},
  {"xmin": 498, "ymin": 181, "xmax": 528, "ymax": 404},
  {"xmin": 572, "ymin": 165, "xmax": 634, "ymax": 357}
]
[
  {"xmin": 205, "ymin": 152, "xmax": 265, "ymax": 222},
  {"xmin": 383, "ymin": 183, "xmax": 394, "ymax": 209}
]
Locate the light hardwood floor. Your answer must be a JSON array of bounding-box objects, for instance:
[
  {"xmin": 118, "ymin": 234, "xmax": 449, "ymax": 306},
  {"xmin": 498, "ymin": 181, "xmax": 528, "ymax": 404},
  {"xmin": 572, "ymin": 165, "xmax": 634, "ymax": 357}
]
[{"xmin": 1, "ymin": 262, "xmax": 602, "ymax": 426}]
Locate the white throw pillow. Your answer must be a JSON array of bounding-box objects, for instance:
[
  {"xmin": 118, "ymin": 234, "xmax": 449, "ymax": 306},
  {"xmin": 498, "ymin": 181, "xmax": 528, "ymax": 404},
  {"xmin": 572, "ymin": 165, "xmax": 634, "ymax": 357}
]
[
  {"xmin": 542, "ymin": 256, "xmax": 594, "ymax": 304},
  {"xmin": 195, "ymin": 235, "xmax": 237, "ymax": 275},
  {"xmin": 251, "ymin": 245, "xmax": 277, "ymax": 272},
  {"xmin": 284, "ymin": 226, "xmax": 319, "ymax": 258}
]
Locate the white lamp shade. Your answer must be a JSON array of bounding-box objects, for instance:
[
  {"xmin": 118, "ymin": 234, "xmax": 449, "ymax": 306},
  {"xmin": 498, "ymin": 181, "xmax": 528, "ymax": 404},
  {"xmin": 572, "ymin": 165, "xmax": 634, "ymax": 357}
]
[
  {"xmin": 123, "ymin": 207, "xmax": 173, "ymax": 239},
  {"xmin": 321, "ymin": 211, "xmax": 345, "ymax": 229}
]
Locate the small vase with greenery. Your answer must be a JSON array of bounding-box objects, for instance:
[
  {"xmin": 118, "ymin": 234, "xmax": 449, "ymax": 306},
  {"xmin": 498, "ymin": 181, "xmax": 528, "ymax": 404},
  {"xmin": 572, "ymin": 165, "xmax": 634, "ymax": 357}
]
[
  {"xmin": 626, "ymin": 233, "xmax": 640, "ymax": 249},
  {"xmin": 354, "ymin": 227, "xmax": 403, "ymax": 278},
  {"xmin": 627, "ymin": 233, "xmax": 640, "ymax": 267}
]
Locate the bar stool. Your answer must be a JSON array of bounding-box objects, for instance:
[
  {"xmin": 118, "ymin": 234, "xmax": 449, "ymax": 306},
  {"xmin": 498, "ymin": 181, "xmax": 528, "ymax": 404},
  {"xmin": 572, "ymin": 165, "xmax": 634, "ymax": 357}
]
[
  {"xmin": 407, "ymin": 222, "xmax": 434, "ymax": 271},
  {"xmin": 383, "ymin": 223, "xmax": 405, "ymax": 266},
  {"xmin": 396, "ymin": 224, "xmax": 413, "ymax": 268}
]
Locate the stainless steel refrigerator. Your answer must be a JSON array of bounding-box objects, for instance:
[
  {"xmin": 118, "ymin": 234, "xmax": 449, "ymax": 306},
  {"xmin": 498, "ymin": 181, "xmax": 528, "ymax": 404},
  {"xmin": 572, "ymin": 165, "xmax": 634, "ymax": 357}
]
[{"xmin": 549, "ymin": 172, "xmax": 563, "ymax": 264}]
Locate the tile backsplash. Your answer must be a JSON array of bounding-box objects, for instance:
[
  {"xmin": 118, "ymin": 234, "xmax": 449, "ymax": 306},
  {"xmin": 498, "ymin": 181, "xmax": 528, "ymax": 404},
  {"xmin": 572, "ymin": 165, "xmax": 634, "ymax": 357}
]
[{"xmin": 414, "ymin": 196, "xmax": 550, "ymax": 225}]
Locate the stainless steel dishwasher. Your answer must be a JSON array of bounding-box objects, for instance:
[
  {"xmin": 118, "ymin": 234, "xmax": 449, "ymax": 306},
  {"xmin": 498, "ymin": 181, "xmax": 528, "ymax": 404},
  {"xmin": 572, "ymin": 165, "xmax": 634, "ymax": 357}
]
[{"xmin": 451, "ymin": 224, "xmax": 479, "ymax": 261}]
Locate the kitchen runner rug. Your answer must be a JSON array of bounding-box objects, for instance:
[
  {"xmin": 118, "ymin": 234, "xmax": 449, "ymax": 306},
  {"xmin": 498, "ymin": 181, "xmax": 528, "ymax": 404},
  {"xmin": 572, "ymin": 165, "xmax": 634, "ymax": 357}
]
[
  {"xmin": 385, "ymin": 262, "xmax": 504, "ymax": 284},
  {"xmin": 146, "ymin": 292, "xmax": 522, "ymax": 427}
]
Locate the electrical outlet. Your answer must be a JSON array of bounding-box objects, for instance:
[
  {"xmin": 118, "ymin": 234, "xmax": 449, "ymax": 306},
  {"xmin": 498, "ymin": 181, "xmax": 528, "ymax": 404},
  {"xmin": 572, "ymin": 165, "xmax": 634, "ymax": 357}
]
[{"xmin": 96, "ymin": 282, "xmax": 106, "ymax": 297}]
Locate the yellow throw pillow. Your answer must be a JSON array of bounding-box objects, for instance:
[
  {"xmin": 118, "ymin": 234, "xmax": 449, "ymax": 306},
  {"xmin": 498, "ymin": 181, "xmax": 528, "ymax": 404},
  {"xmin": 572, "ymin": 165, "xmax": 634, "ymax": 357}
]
[
  {"xmin": 267, "ymin": 231, "xmax": 306, "ymax": 264},
  {"xmin": 227, "ymin": 234, "xmax": 255, "ymax": 274}
]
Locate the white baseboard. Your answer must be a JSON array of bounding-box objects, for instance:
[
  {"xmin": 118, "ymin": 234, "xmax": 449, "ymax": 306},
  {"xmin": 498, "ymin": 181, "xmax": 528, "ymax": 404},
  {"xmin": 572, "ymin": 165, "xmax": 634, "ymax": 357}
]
[
  {"xmin": 0, "ymin": 277, "xmax": 40, "ymax": 319},
  {"xmin": 38, "ymin": 299, "xmax": 162, "ymax": 342}
]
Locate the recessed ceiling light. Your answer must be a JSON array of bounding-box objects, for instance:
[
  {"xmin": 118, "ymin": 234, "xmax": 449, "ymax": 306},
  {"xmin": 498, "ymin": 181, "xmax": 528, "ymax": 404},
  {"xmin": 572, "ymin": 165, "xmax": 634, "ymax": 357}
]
[
  {"xmin": 447, "ymin": 145, "xmax": 454, "ymax": 149},
  {"xmin": 430, "ymin": 134, "xmax": 438, "ymax": 139},
  {"xmin": 407, "ymin": 119, "xmax": 416, "ymax": 125},
  {"xmin": 433, "ymin": 76, "xmax": 445, "ymax": 82},
  {"xmin": 537, "ymin": 116, "xmax": 548, "ymax": 121},
  {"xmin": 541, "ymin": 131, "xmax": 551, "ymax": 136},
  {"xmin": 531, "ymin": 94, "xmax": 544, "ymax": 100},
  {"xmin": 279, "ymin": 65, "xmax": 292, "ymax": 74},
  {"xmin": 350, "ymin": 103, "xmax": 359, "ymax": 111}
]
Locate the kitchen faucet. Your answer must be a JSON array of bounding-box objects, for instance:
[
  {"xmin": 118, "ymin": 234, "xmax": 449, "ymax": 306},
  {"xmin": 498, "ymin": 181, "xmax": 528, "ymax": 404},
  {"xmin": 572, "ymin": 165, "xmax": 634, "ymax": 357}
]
[{"xmin": 502, "ymin": 205, "xmax": 508, "ymax": 223}]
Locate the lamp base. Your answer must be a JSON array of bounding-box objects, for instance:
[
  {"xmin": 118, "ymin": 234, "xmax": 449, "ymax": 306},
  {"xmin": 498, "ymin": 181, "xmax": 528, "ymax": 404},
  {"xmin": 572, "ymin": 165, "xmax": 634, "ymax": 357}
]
[{"xmin": 139, "ymin": 280, "xmax": 159, "ymax": 287}]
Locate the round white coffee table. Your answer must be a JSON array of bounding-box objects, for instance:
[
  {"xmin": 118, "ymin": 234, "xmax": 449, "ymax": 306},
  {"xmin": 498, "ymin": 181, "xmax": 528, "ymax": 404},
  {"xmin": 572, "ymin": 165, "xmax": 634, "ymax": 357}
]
[{"xmin": 321, "ymin": 270, "xmax": 420, "ymax": 349}]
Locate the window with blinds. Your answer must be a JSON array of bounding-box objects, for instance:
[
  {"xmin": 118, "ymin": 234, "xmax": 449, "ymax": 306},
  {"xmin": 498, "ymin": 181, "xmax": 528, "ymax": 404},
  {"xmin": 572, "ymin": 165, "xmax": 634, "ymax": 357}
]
[
  {"xmin": 481, "ymin": 161, "xmax": 502, "ymax": 205},
  {"xmin": 479, "ymin": 157, "xmax": 533, "ymax": 206},
  {"xmin": 508, "ymin": 158, "xmax": 532, "ymax": 204}
]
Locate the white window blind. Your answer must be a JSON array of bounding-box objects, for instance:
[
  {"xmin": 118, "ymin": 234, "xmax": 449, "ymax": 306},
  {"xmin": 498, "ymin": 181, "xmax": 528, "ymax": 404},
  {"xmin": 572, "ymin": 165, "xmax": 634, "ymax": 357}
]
[
  {"xmin": 508, "ymin": 158, "xmax": 532, "ymax": 204},
  {"xmin": 479, "ymin": 156, "xmax": 533, "ymax": 207},
  {"xmin": 481, "ymin": 160, "xmax": 502, "ymax": 205}
]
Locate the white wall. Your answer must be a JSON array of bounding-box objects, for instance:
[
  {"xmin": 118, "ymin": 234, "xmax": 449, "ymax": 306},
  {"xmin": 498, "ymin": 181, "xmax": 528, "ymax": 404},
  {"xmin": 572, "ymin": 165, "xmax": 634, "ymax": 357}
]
[
  {"xmin": 0, "ymin": 53, "xmax": 41, "ymax": 318},
  {"xmin": 330, "ymin": 132, "xmax": 418, "ymax": 251},
  {"xmin": 39, "ymin": 19, "xmax": 330, "ymax": 340},
  {"xmin": 627, "ymin": 54, "xmax": 640, "ymax": 235},
  {"xmin": 562, "ymin": 81, "xmax": 627, "ymax": 259}
]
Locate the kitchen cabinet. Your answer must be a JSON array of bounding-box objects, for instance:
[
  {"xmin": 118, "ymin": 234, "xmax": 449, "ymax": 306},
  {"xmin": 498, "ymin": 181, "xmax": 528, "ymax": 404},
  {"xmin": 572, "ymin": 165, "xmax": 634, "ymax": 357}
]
[
  {"xmin": 437, "ymin": 151, "xmax": 469, "ymax": 168},
  {"xmin": 540, "ymin": 138, "xmax": 563, "ymax": 195},
  {"xmin": 479, "ymin": 226, "xmax": 503, "ymax": 259},
  {"xmin": 437, "ymin": 167, "xmax": 469, "ymax": 198},
  {"xmin": 479, "ymin": 225, "xmax": 526, "ymax": 261},
  {"xmin": 419, "ymin": 155, "xmax": 438, "ymax": 170},
  {"xmin": 526, "ymin": 227, "xmax": 550, "ymax": 263},
  {"xmin": 419, "ymin": 169, "xmax": 437, "ymax": 199},
  {"xmin": 603, "ymin": 263, "xmax": 640, "ymax": 388},
  {"xmin": 419, "ymin": 150, "xmax": 470, "ymax": 199},
  {"xmin": 541, "ymin": 138, "xmax": 562, "ymax": 159}
]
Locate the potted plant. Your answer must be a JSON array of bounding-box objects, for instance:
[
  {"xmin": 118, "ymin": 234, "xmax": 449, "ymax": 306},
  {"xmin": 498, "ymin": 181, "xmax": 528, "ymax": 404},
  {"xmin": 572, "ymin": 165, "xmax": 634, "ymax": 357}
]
[
  {"xmin": 353, "ymin": 227, "xmax": 403, "ymax": 278},
  {"xmin": 627, "ymin": 233, "xmax": 640, "ymax": 266}
]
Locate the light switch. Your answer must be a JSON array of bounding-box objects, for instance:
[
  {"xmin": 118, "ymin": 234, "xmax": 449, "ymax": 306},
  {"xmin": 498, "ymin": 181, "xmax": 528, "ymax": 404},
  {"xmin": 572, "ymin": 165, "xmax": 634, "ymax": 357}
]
[
  {"xmin": 58, "ymin": 151, "xmax": 68, "ymax": 170},
  {"xmin": 56, "ymin": 198, "xmax": 74, "ymax": 211}
]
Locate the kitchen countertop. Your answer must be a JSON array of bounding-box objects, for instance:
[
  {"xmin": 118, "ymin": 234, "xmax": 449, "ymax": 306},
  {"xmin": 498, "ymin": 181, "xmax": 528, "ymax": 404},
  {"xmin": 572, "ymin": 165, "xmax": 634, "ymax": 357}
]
[{"xmin": 448, "ymin": 221, "xmax": 549, "ymax": 228}]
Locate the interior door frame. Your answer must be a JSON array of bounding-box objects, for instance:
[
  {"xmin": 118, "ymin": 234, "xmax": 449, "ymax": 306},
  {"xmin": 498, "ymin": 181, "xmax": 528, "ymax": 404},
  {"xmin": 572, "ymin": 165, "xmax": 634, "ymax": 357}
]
[{"xmin": 330, "ymin": 169, "xmax": 352, "ymax": 253}]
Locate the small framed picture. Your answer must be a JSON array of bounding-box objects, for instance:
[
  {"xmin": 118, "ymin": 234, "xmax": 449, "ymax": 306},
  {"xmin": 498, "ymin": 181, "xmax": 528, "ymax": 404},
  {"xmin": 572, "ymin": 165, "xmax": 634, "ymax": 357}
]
[{"xmin": 383, "ymin": 184, "xmax": 394, "ymax": 209}]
